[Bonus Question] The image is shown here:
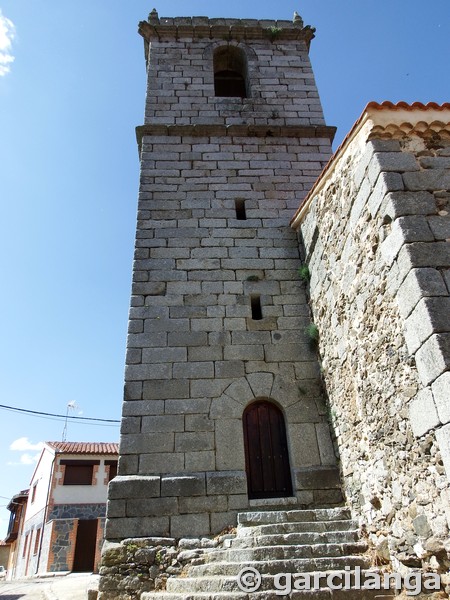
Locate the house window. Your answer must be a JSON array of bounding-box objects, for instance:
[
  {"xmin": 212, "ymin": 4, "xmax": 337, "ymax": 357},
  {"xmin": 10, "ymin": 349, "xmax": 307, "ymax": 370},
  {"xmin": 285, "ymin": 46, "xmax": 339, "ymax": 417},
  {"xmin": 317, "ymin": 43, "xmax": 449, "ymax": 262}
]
[
  {"xmin": 60, "ymin": 460, "xmax": 99, "ymax": 485},
  {"xmin": 213, "ymin": 46, "xmax": 249, "ymax": 98},
  {"xmin": 63, "ymin": 464, "xmax": 93, "ymax": 485},
  {"xmin": 22, "ymin": 533, "xmax": 29, "ymax": 558},
  {"xmin": 31, "ymin": 483, "xmax": 37, "ymax": 503},
  {"xmin": 33, "ymin": 528, "xmax": 41, "ymax": 555},
  {"xmin": 106, "ymin": 461, "xmax": 118, "ymax": 482}
]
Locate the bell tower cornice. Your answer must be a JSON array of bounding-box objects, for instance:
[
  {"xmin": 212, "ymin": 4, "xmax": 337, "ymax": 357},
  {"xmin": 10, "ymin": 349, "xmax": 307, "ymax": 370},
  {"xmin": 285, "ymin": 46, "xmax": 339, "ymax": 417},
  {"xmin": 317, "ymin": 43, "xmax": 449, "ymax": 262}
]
[{"xmin": 138, "ymin": 10, "xmax": 316, "ymax": 65}]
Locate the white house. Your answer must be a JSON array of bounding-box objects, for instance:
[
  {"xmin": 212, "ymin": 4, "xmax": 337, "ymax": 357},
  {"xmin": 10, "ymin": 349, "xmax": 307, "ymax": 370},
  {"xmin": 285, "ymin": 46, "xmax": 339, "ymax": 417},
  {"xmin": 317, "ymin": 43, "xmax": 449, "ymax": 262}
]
[{"xmin": 10, "ymin": 441, "xmax": 118, "ymax": 578}]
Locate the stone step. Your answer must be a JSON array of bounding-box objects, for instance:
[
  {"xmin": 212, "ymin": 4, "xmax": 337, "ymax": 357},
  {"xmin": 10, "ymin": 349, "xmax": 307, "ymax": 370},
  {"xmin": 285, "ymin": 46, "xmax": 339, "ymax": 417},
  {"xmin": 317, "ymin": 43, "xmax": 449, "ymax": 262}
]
[
  {"xmin": 238, "ymin": 519, "xmax": 358, "ymax": 537},
  {"xmin": 141, "ymin": 509, "xmax": 376, "ymax": 599},
  {"xmin": 237, "ymin": 507, "xmax": 351, "ymax": 527},
  {"xmin": 205, "ymin": 541, "xmax": 368, "ymax": 563},
  {"xmin": 142, "ymin": 594, "xmax": 248, "ymax": 600},
  {"xmin": 143, "ymin": 591, "xmax": 393, "ymax": 600},
  {"xmin": 228, "ymin": 529, "xmax": 360, "ymax": 549},
  {"xmin": 166, "ymin": 570, "xmax": 388, "ymax": 594},
  {"xmin": 186, "ymin": 556, "xmax": 372, "ymax": 579}
]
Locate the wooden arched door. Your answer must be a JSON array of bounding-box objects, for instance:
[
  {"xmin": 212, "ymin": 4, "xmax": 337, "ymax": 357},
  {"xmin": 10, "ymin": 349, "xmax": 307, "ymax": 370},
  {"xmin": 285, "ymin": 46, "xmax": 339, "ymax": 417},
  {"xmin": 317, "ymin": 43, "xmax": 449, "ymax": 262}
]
[{"xmin": 243, "ymin": 400, "xmax": 293, "ymax": 499}]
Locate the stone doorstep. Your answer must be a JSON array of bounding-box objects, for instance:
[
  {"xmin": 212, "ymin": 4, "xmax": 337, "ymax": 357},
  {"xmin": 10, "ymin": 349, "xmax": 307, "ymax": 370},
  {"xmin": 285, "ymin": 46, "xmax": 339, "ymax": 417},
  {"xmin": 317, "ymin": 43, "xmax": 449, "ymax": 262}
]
[
  {"xmin": 249, "ymin": 495, "xmax": 298, "ymax": 508},
  {"xmin": 32, "ymin": 571, "xmax": 71, "ymax": 578}
]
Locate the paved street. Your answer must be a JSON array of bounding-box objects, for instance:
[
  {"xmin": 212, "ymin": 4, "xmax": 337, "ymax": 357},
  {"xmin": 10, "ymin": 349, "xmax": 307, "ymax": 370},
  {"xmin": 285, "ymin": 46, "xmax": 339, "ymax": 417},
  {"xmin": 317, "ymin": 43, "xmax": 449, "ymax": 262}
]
[{"xmin": 0, "ymin": 573, "xmax": 97, "ymax": 600}]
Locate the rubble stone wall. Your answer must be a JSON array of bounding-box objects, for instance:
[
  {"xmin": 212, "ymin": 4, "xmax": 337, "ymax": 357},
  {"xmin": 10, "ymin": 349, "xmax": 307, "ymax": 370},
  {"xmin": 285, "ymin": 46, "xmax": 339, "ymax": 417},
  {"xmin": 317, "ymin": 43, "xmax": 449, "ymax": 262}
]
[
  {"xmin": 297, "ymin": 131, "xmax": 450, "ymax": 570},
  {"xmin": 99, "ymin": 535, "xmax": 223, "ymax": 600}
]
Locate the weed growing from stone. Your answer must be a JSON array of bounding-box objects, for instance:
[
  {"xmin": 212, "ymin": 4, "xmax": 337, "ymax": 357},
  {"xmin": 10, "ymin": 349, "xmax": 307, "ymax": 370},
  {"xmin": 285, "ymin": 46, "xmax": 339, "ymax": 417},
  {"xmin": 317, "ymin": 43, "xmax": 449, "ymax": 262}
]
[
  {"xmin": 306, "ymin": 323, "xmax": 319, "ymax": 349},
  {"xmin": 268, "ymin": 26, "xmax": 282, "ymax": 41},
  {"xmin": 298, "ymin": 265, "xmax": 311, "ymax": 283}
]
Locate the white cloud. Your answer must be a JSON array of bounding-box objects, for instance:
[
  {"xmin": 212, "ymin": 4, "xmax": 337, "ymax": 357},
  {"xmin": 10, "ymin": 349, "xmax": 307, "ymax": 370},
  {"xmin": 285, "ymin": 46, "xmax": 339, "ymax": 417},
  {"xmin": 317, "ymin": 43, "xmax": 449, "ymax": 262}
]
[
  {"xmin": 7, "ymin": 451, "xmax": 41, "ymax": 466},
  {"xmin": 10, "ymin": 437, "xmax": 44, "ymax": 452},
  {"xmin": 19, "ymin": 452, "xmax": 41, "ymax": 465},
  {"xmin": 8, "ymin": 438, "xmax": 43, "ymax": 466},
  {"xmin": 0, "ymin": 10, "xmax": 15, "ymax": 77}
]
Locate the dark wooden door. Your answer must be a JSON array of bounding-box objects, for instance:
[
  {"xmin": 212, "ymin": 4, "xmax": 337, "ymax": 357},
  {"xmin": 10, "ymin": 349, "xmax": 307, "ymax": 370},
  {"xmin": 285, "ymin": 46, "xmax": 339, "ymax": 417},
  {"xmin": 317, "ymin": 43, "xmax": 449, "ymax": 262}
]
[
  {"xmin": 243, "ymin": 401, "xmax": 293, "ymax": 499},
  {"xmin": 72, "ymin": 519, "xmax": 97, "ymax": 572}
]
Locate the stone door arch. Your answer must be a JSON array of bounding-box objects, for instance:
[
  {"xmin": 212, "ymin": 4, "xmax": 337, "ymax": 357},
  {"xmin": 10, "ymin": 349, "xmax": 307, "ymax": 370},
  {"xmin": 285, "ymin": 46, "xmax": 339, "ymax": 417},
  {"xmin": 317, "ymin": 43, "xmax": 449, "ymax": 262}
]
[{"xmin": 243, "ymin": 400, "xmax": 293, "ymax": 499}]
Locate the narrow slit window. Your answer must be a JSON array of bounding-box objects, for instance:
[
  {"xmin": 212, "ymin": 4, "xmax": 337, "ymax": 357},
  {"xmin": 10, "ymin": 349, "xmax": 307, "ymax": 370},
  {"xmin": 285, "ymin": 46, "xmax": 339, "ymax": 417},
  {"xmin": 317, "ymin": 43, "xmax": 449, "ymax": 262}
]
[
  {"xmin": 235, "ymin": 199, "xmax": 247, "ymax": 220},
  {"xmin": 251, "ymin": 295, "xmax": 263, "ymax": 320}
]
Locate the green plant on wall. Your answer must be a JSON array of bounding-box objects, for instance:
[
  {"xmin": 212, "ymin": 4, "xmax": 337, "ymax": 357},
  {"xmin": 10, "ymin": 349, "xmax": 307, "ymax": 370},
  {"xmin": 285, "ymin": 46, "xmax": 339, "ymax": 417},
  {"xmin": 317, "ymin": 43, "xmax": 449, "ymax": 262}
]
[
  {"xmin": 305, "ymin": 323, "xmax": 319, "ymax": 350},
  {"xmin": 267, "ymin": 26, "xmax": 282, "ymax": 41},
  {"xmin": 326, "ymin": 405, "xmax": 337, "ymax": 423},
  {"xmin": 298, "ymin": 265, "xmax": 310, "ymax": 283}
]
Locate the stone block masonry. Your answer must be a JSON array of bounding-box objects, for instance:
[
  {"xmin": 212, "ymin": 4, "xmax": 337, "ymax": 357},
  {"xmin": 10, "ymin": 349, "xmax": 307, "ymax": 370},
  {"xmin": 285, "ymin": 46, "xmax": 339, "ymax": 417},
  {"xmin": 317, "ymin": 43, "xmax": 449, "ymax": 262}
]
[
  {"xmin": 107, "ymin": 129, "xmax": 340, "ymax": 540},
  {"xmin": 105, "ymin": 11, "xmax": 343, "ymax": 551},
  {"xmin": 292, "ymin": 102, "xmax": 450, "ymax": 573},
  {"xmin": 139, "ymin": 16, "xmax": 323, "ymax": 128}
]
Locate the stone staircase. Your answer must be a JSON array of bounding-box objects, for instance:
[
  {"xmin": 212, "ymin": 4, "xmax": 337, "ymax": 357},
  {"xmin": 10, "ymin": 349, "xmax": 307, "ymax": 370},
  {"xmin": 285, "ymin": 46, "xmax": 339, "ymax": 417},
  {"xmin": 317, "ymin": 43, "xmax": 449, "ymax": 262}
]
[{"xmin": 142, "ymin": 507, "xmax": 394, "ymax": 599}]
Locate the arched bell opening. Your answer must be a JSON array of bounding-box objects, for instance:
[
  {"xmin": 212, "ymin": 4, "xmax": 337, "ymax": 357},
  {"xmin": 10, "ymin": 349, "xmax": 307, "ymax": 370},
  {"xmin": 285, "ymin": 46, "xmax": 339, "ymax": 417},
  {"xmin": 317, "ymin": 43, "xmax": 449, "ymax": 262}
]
[{"xmin": 213, "ymin": 46, "xmax": 249, "ymax": 98}]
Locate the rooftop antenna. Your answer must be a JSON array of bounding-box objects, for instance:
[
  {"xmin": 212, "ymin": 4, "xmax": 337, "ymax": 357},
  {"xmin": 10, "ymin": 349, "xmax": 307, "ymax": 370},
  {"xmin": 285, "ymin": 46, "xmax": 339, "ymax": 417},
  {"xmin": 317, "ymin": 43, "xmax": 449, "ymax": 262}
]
[{"xmin": 62, "ymin": 401, "xmax": 78, "ymax": 441}]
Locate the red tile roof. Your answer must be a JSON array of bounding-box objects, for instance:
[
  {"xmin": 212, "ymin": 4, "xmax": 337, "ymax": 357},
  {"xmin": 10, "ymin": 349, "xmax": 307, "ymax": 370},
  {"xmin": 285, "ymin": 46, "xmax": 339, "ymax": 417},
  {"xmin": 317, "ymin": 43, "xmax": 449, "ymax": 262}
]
[
  {"xmin": 291, "ymin": 101, "xmax": 450, "ymax": 227},
  {"xmin": 366, "ymin": 100, "xmax": 450, "ymax": 111},
  {"xmin": 46, "ymin": 441, "xmax": 119, "ymax": 455}
]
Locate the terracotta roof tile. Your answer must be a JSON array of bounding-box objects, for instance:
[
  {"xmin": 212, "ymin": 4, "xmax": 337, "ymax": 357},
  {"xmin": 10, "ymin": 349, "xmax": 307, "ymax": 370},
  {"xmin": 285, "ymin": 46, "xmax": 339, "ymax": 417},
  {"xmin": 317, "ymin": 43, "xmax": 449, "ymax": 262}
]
[
  {"xmin": 46, "ymin": 441, "xmax": 119, "ymax": 455},
  {"xmin": 366, "ymin": 100, "xmax": 450, "ymax": 111}
]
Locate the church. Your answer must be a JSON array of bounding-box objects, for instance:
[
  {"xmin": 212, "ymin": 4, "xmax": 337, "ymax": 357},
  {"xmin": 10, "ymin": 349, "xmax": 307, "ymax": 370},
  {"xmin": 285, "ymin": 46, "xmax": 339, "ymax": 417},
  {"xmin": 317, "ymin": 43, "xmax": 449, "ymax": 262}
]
[{"xmin": 99, "ymin": 9, "xmax": 450, "ymax": 598}]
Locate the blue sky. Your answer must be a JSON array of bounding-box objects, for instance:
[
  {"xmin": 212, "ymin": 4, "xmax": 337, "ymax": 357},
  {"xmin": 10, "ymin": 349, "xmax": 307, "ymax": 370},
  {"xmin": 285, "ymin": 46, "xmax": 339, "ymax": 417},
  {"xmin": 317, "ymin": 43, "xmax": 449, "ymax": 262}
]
[{"xmin": 0, "ymin": 0, "xmax": 449, "ymax": 536}]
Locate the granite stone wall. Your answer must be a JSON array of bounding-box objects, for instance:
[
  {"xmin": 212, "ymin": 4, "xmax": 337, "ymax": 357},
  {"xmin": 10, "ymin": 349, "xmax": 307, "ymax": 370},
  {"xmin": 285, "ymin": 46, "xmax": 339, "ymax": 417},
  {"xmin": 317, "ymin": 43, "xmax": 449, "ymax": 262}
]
[
  {"xmin": 49, "ymin": 503, "xmax": 106, "ymax": 520},
  {"xmin": 140, "ymin": 15, "xmax": 322, "ymax": 128},
  {"xmin": 48, "ymin": 519, "xmax": 76, "ymax": 572},
  {"xmin": 107, "ymin": 128, "xmax": 340, "ymax": 540},
  {"xmin": 297, "ymin": 124, "xmax": 450, "ymax": 572},
  {"xmin": 107, "ymin": 13, "xmax": 341, "ymax": 542}
]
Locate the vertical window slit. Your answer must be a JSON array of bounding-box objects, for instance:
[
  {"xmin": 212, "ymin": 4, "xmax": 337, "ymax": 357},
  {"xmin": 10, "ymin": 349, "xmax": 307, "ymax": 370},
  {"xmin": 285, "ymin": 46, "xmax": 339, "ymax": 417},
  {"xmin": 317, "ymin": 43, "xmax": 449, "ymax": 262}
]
[
  {"xmin": 251, "ymin": 294, "xmax": 263, "ymax": 320},
  {"xmin": 235, "ymin": 199, "xmax": 247, "ymax": 220}
]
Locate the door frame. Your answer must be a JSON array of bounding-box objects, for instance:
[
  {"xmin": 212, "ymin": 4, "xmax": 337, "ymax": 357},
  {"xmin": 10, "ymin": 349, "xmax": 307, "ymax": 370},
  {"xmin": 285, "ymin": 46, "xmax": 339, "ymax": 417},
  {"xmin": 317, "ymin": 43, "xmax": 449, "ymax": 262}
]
[
  {"xmin": 243, "ymin": 399, "xmax": 293, "ymax": 500},
  {"xmin": 72, "ymin": 518, "xmax": 98, "ymax": 573}
]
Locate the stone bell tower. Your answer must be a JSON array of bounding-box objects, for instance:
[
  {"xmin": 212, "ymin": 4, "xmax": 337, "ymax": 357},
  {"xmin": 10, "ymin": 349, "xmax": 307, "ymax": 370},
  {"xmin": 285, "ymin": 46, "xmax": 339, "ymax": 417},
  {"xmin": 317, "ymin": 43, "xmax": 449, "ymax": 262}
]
[{"xmin": 106, "ymin": 9, "xmax": 340, "ymax": 542}]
